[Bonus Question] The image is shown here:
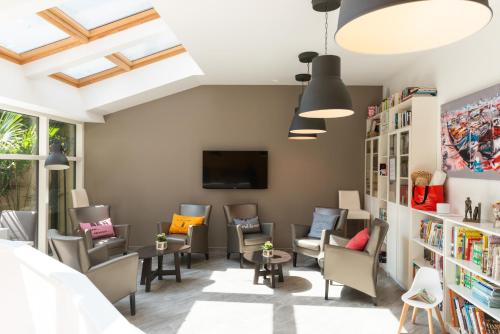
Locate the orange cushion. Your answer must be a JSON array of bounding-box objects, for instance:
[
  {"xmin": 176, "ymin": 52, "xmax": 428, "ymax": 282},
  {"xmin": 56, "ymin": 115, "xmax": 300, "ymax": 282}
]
[{"xmin": 169, "ymin": 214, "xmax": 205, "ymax": 234}]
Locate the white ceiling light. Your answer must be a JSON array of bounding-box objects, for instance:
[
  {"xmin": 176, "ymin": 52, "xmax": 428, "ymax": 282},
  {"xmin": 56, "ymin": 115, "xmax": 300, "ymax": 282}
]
[{"xmin": 335, "ymin": 0, "xmax": 493, "ymax": 55}]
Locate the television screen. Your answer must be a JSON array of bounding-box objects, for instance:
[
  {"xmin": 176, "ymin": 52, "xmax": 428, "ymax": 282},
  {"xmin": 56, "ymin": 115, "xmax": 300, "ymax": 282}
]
[{"xmin": 203, "ymin": 151, "xmax": 268, "ymax": 189}]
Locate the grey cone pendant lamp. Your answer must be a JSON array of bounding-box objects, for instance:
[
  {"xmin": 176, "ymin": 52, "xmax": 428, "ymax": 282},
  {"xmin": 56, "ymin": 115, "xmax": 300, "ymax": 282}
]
[
  {"xmin": 298, "ymin": 1, "xmax": 353, "ymax": 119},
  {"xmin": 44, "ymin": 142, "xmax": 69, "ymax": 170},
  {"xmin": 288, "ymin": 132, "xmax": 318, "ymax": 141},
  {"xmin": 335, "ymin": 0, "xmax": 492, "ymax": 55}
]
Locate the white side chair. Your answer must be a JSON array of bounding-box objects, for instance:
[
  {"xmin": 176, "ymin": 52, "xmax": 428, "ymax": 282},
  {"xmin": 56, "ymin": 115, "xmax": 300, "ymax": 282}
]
[
  {"xmin": 71, "ymin": 188, "xmax": 90, "ymax": 208},
  {"xmin": 339, "ymin": 190, "xmax": 370, "ymax": 231},
  {"xmin": 397, "ymin": 267, "xmax": 445, "ymax": 334}
]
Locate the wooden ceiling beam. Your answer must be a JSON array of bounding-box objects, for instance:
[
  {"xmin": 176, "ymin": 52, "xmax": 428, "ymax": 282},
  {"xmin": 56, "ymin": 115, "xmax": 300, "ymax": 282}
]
[
  {"xmin": 78, "ymin": 67, "xmax": 126, "ymax": 87},
  {"xmin": 131, "ymin": 45, "xmax": 186, "ymax": 70},
  {"xmin": 0, "ymin": 46, "xmax": 22, "ymax": 64},
  {"xmin": 38, "ymin": 8, "xmax": 89, "ymax": 42},
  {"xmin": 106, "ymin": 53, "xmax": 132, "ymax": 71},
  {"xmin": 50, "ymin": 72, "xmax": 80, "ymax": 88}
]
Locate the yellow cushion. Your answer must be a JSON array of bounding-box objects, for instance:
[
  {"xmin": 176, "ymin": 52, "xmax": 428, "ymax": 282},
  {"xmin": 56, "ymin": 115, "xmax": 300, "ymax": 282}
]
[{"xmin": 169, "ymin": 214, "xmax": 205, "ymax": 235}]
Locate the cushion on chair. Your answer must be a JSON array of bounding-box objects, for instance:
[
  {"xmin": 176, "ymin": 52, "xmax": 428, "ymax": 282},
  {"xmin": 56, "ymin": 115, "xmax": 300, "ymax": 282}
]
[
  {"xmin": 233, "ymin": 216, "xmax": 261, "ymax": 234},
  {"xmin": 243, "ymin": 233, "xmax": 270, "ymax": 246},
  {"xmin": 364, "ymin": 224, "xmax": 381, "ymax": 255},
  {"xmin": 346, "ymin": 209, "xmax": 370, "ymax": 220},
  {"xmin": 169, "ymin": 214, "xmax": 205, "ymax": 234},
  {"xmin": 165, "ymin": 234, "xmax": 188, "ymax": 244},
  {"xmin": 80, "ymin": 218, "xmax": 115, "ymax": 239},
  {"xmin": 295, "ymin": 238, "xmax": 321, "ymax": 251},
  {"xmin": 308, "ymin": 213, "xmax": 339, "ymax": 238},
  {"xmin": 94, "ymin": 237, "xmax": 125, "ymax": 250},
  {"xmin": 345, "ymin": 228, "xmax": 370, "ymax": 251}
]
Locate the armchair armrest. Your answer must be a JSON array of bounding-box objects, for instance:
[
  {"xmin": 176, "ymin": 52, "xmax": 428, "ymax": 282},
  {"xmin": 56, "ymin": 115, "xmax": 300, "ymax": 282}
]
[
  {"xmin": 319, "ymin": 229, "xmax": 333, "ymax": 252},
  {"xmin": 323, "ymin": 244, "xmax": 374, "ymax": 283},
  {"xmin": 235, "ymin": 225, "xmax": 245, "ymax": 251},
  {"xmin": 88, "ymin": 244, "xmax": 109, "ymax": 266},
  {"xmin": 81, "ymin": 229, "xmax": 94, "ymax": 249},
  {"xmin": 261, "ymin": 222, "xmax": 274, "ymax": 242},
  {"xmin": 86, "ymin": 252, "xmax": 139, "ymax": 303},
  {"xmin": 112, "ymin": 224, "xmax": 130, "ymax": 251},
  {"xmin": 291, "ymin": 224, "xmax": 310, "ymax": 240},
  {"xmin": 187, "ymin": 224, "xmax": 209, "ymax": 253},
  {"xmin": 157, "ymin": 222, "xmax": 171, "ymax": 234}
]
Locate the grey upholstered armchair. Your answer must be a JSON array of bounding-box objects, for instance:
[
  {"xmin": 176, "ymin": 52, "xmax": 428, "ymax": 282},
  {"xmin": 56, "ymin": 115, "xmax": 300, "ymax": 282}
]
[
  {"xmin": 322, "ymin": 218, "xmax": 389, "ymax": 305},
  {"xmin": 48, "ymin": 229, "xmax": 138, "ymax": 315},
  {"xmin": 224, "ymin": 203, "xmax": 274, "ymax": 268},
  {"xmin": 0, "ymin": 210, "xmax": 38, "ymax": 247},
  {"xmin": 291, "ymin": 207, "xmax": 348, "ymax": 267},
  {"xmin": 68, "ymin": 205, "xmax": 130, "ymax": 256},
  {"xmin": 157, "ymin": 204, "xmax": 212, "ymax": 269}
]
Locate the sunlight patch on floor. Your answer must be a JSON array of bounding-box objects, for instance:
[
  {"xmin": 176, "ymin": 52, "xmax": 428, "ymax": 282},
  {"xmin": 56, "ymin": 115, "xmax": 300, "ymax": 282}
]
[
  {"xmin": 202, "ymin": 268, "xmax": 274, "ymax": 295},
  {"xmin": 287, "ymin": 270, "xmax": 343, "ymax": 298},
  {"xmin": 177, "ymin": 301, "xmax": 273, "ymax": 334},
  {"xmin": 293, "ymin": 305, "xmax": 405, "ymax": 334}
]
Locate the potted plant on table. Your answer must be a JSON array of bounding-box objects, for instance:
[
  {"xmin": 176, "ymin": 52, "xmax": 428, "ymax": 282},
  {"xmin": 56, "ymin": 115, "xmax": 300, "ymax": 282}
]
[
  {"xmin": 156, "ymin": 233, "xmax": 167, "ymax": 250},
  {"xmin": 262, "ymin": 241, "xmax": 274, "ymax": 258}
]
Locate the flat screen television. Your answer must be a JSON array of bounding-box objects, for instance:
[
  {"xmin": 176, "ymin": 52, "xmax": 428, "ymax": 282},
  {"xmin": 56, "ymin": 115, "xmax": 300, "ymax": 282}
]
[{"xmin": 203, "ymin": 151, "xmax": 268, "ymax": 189}]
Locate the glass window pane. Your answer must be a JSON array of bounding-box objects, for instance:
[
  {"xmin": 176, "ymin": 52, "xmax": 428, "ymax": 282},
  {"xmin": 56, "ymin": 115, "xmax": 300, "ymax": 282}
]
[
  {"xmin": 49, "ymin": 162, "xmax": 75, "ymax": 236},
  {"xmin": 0, "ymin": 159, "xmax": 38, "ymax": 244},
  {"xmin": 0, "ymin": 110, "xmax": 38, "ymax": 155},
  {"xmin": 0, "ymin": 15, "xmax": 69, "ymax": 53},
  {"xmin": 58, "ymin": 0, "xmax": 153, "ymax": 30},
  {"xmin": 49, "ymin": 120, "xmax": 76, "ymax": 157},
  {"xmin": 61, "ymin": 57, "xmax": 116, "ymax": 80},
  {"xmin": 120, "ymin": 37, "xmax": 178, "ymax": 61}
]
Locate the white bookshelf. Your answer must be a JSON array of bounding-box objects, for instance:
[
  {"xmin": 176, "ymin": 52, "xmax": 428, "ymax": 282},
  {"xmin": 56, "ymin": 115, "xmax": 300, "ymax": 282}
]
[{"xmin": 409, "ymin": 209, "xmax": 500, "ymax": 331}]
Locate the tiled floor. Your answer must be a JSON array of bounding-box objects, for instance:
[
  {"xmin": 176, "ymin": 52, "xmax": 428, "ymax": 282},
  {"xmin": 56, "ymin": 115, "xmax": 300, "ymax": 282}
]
[{"xmin": 116, "ymin": 252, "xmax": 438, "ymax": 334}]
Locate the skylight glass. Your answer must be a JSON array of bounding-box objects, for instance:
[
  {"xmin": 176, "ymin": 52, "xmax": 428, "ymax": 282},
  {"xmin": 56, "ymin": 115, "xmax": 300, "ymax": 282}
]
[
  {"xmin": 58, "ymin": 0, "xmax": 153, "ymax": 30},
  {"xmin": 61, "ymin": 57, "xmax": 117, "ymax": 79},
  {"xmin": 120, "ymin": 36, "xmax": 179, "ymax": 61},
  {"xmin": 0, "ymin": 15, "xmax": 69, "ymax": 54}
]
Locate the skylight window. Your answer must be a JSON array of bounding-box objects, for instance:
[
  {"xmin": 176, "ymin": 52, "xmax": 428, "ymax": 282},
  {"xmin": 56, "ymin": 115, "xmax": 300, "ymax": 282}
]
[
  {"xmin": 120, "ymin": 37, "xmax": 179, "ymax": 61},
  {"xmin": 58, "ymin": 0, "xmax": 153, "ymax": 30},
  {"xmin": 61, "ymin": 57, "xmax": 117, "ymax": 79},
  {"xmin": 0, "ymin": 15, "xmax": 69, "ymax": 53}
]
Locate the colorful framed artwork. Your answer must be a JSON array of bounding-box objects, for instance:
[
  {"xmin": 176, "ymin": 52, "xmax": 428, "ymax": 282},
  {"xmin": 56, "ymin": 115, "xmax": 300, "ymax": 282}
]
[{"xmin": 441, "ymin": 83, "xmax": 500, "ymax": 180}]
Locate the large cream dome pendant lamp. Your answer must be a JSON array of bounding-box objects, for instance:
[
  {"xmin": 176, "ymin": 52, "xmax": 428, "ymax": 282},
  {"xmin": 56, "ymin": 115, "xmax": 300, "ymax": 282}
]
[{"xmin": 335, "ymin": 0, "xmax": 493, "ymax": 55}]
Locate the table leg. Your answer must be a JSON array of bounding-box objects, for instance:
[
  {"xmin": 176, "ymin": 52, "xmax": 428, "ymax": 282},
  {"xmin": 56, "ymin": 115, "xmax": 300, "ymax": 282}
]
[
  {"xmin": 140, "ymin": 259, "xmax": 148, "ymax": 285},
  {"xmin": 158, "ymin": 255, "xmax": 163, "ymax": 280},
  {"xmin": 263, "ymin": 264, "xmax": 268, "ymax": 279},
  {"xmin": 143, "ymin": 258, "xmax": 152, "ymax": 292},
  {"xmin": 271, "ymin": 264, "xmax": 276, "ymax": 288},
  {"xmin": 174, "ymin": 252, "xmax": 181, "ymax": 282},
  {"xmin": 253, "ymin": 264, "xmax": 260, "ymax": 284},
  {"xmin": 278, "ymin": 264, "xmax": 284, "ymax": 282}
]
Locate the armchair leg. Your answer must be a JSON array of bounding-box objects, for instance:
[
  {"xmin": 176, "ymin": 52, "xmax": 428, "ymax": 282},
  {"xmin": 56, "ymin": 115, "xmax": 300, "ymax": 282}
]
[
  {"xmin": 324, "ymin": 280, "xmax": 329, "ymax": 300},
  {"xmin": 293, "ymin": 252, "xmax": 297, "ymax": 267},
  {"xmin": 130, "ymin": 293, "xmax": 136, "ymax": 316},
  {"xmin": 239, "ymin": 253, "xmax": 244, "ymax": 268},
  {"xmin": 227, "ymin": 252, "xmax": 231, "ymax": 259},
  {"xmin": 372, "ymin": 296, "xmax": 377, "ymax": 306},
  {"xmin": 187, "ymin": 253, "xmax": 192, "ymax": 269},
  {"xmin": 205, "ymin": 253, "xmax": 209, "ymax": 260}
]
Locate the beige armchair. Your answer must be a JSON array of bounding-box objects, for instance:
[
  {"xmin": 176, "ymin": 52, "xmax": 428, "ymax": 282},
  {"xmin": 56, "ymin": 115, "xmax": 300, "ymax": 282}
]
[
  {"xmin": 291, "ymin": 207, "xmax": 347, "ymax": 267},
  {"xmin": 224, "ymin": 203, "xmax": 274, "ymax": 268},
  {"xmin": 68, "ymin": 205, "xmax": 130, "ymax": 256},
  {"xmin": 0, "ymin": 210, "xmax": 38, "ymax": 247},
  {"xmin": 157, "ymin": 204, "xmax": 212, "ymax": 269},
  {"xmin": 322, "ymin": 218, "xmax": 388, "ymax": 305},
  {"xmin": 47, "ymin": 229, "xmax": 138, "ymax": 315}
]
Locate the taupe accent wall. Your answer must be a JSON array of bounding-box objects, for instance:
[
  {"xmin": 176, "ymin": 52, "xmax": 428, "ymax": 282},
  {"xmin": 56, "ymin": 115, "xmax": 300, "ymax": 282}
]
[{"xmin": 84, "ymin": 85, "xmax": 381, "ymax": 249}]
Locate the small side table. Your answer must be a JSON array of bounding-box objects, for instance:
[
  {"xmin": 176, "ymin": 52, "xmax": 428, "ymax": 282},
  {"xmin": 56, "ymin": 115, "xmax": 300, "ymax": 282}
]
[{"xmin": 243, "ymin": 250, "xmax": 292, "ymax": 288}]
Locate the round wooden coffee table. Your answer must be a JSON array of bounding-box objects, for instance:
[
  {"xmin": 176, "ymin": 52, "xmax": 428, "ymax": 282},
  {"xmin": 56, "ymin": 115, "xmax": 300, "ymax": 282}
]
[
  {"xmin": 243, "ymin": 250, "xmax": 292, "ymax": 288},
  {"xmin": 137, "ymin": 243, "xmax": 190, "ymax": 292}
]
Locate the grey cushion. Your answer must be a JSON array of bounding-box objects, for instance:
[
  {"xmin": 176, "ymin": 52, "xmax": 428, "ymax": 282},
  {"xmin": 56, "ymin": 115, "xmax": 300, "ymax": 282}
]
[
  {"xmin": 243, "ymin": 233, "xmax": 270, "ymax": 246},
  {"xmin": 166, "ymin": 234, "xmax": 188, "ymax": 244},
  {"xmin": 295, "ymin": 238, "xmax": 321, "ymax": 251},
  {"xmin": 308, "ymin": 213, "xmax": 339, "ymax": 238},
  {"xmin": 94, "ymin": 237, "xmax": 126, "ymax": 250},
  {"xmin": 234, "ymin": 216, "xmax": 261, "ymax": 234}
]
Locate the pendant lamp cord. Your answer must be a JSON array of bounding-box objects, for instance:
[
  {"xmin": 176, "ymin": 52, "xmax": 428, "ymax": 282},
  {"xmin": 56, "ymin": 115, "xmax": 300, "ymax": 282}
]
[{"xmin": 324, "ymin": 11, "xmax": 328, "ymax": 55}]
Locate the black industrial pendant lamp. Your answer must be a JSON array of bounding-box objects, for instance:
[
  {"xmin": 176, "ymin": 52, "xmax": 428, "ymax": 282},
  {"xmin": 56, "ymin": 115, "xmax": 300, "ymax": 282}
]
[
  {"xmin": 44, "ymin": 142, "xmax": 69, "ymax": 170},
  {"xmin": 288, "ymin": 130, "xmax": 318, "ymax": 141},
  {"xmin": 299, "ymin": 0, "xmax": 353, "ymax": 119},
  {"xmin": 289, "ymin": 52, "xmax": 327, "ymax": 134},
  {"xmin": 335, "ymin": 0, "xmax": 492, "ymax": 55}
]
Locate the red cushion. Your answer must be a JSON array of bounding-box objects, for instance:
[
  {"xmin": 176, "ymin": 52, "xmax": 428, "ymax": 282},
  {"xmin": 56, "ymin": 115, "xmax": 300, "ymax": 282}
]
[
  {"xmin": 80, "ymin": 218, "xmax": 115, "ymax": 239},
  {"xmin": 345, "ymin": 228, "xmax": 370, "ymax": 251}
]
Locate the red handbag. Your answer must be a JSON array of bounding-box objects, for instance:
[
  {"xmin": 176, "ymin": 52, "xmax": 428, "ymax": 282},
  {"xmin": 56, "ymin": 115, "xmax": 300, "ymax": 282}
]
[{"xmin": 411, "ymin": 185, "xmax": 445, "ymax": 211}]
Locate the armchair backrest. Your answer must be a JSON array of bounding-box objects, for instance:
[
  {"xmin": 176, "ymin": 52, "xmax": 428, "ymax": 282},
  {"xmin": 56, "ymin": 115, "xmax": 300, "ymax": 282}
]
[
  {"xmin": 0, "ymin": 210, "xmax": 37, "ymax": 246},
  {"xmin": 314, "ymin": 207, "xmax": 348, "ymax": 231},
  {"xmin": 364, "ymin": 218, "xmax": 389, "ymax": 257},
  {"xmin": 48, "ymin": 229, "xmax": 91, "ymax": 273},
  {"xmin": 68, "ymin": 205, "xmax": 111, "ymax": 233},
  {"xmin": 223, "ymin": 203, "xmax": 258, "ymax": 224},
  {"xmin": 180, "ymin": 204, "xmax": 212, "ymax": 225},
  {"xmin": 339, "ymin": 190, "xmax": 361, "ymax": 210}
]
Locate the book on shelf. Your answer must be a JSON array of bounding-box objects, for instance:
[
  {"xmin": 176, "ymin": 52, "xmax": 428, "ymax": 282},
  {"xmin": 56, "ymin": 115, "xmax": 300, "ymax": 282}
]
[
  {"xmin": 413, "ymin": 249, "xmax": 443, "ymax": 281},
  {"xmin": 409, "ymin": 288, "xmax": 436, "ymax": 304},
  {"xmin": 419, "ymin": 218, "xmax": 443, "ymax": 250},
  {"xmin": 456, "ymin": 267, "xmax": 500, "ymax": 309},
  {"xmin": 450, "ymin": 289, "xmax": 500, "ymax": 334},
  {"xmin": 394, "ymin": 110, "xmax": 412, "ymax": 129}
]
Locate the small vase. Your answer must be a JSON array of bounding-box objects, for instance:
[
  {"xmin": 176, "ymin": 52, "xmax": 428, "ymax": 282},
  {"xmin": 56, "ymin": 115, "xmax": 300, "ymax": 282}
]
[
  {"xmin": 156, "ymin": 241, "xmax": 167, "ymax": 250},
  {"xmin": 262, "ymin": 249, "xmax": 273, "ymax": 258}
]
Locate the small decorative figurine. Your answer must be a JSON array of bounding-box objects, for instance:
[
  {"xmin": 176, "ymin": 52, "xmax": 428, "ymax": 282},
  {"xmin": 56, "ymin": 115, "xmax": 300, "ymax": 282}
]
[{"xmin": 464, "ymin": 197, "xmax": 481, "ymax": 223}]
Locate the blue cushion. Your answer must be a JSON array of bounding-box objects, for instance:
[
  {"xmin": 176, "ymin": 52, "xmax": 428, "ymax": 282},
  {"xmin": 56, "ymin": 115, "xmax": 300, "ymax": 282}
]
[
  {"xmin": 308, "ymin": 213, "xmax": 339, "ymax": 239},
  {"xmin": 234, "ymin": 216, "xmax": 261, "ymax": 234}
]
